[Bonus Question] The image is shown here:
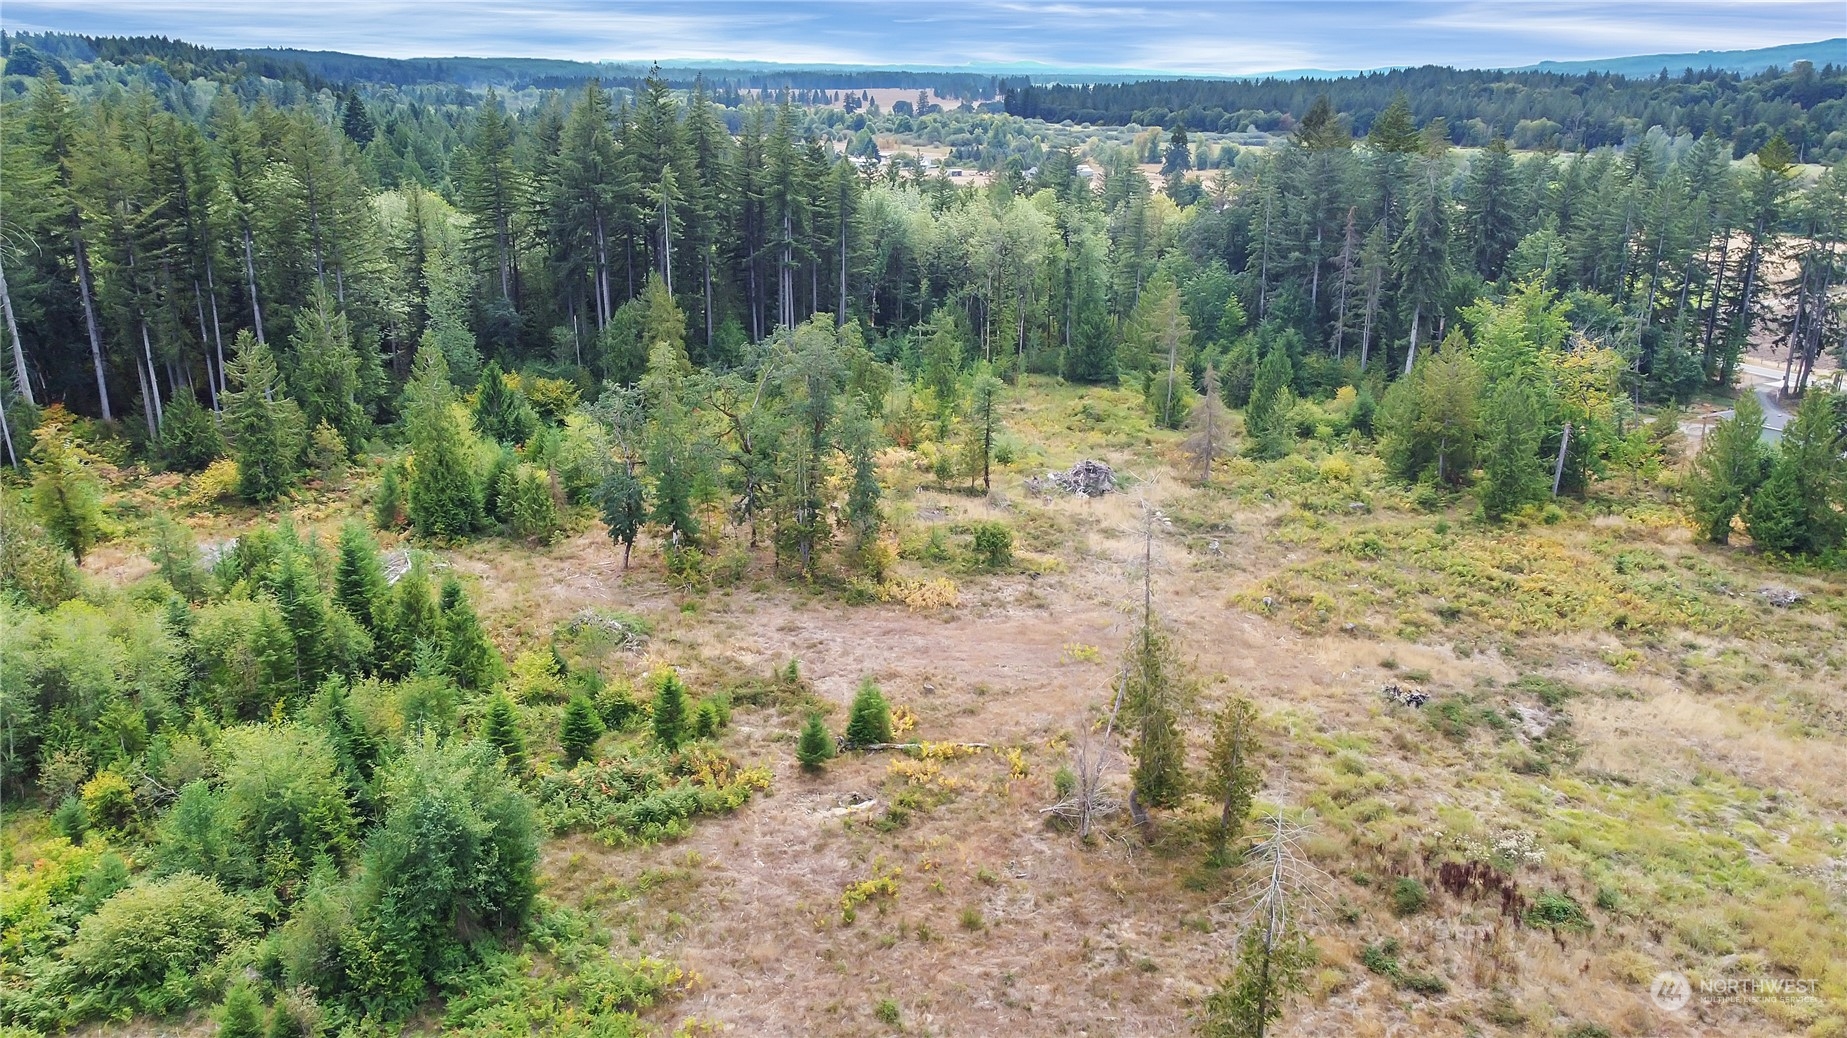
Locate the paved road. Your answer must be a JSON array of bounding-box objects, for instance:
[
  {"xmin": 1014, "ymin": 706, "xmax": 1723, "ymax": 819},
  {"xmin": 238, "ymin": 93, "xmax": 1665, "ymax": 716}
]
[{"xmin": 1680, "ymin": 362, "xmax": 1797, "ymax": 446}]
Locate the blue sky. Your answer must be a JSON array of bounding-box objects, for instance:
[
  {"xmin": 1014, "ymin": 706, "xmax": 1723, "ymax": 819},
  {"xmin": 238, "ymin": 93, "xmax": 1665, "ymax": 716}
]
[{"xmin": 3, "ymin": 1, "xmax": 1841, "ymax": 75}]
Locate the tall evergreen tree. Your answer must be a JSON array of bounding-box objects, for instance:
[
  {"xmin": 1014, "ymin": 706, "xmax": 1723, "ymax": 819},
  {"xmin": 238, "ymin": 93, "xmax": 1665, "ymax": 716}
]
[
  {"xmin": 559, "ymin": 693, "xmax": 604, "ymax": 767},
  {"xmin": 333, "ymin": 520, "xmax": 388, "ymax": 644},
  {"xmin": 222, "ymin": 332, "xmax": 305, "ymax": 502},
  {"xmin": 1205, "ymin": 696, "xmax": 1262, "ymax": 864},
  {"xmin": 1461, "ymin": 134, "xmax": 1521, "ymax": 281},
  {"xmin": 381, "ymin": 561, "xmax": 441, "ymax": 679},
  {"xmin": 651, "ymin": 671, "xmax": 691, "ymax": 751},
  {"xmin": 1686, "ymin": 392, "xmax": 1769, "ymax": 543},
  {"xmin": 964, "ymin": 363, "xmax": 1004, "ymax": 492},
  {"xmin": 1744, "ymin": 390, "xmax": 1844, "ymax": 554},
  {"xmin": 269, "ymin": 545, "xmax": 337, "ymax": 697},
  {"xmin": 29, "ymin": 423, "xmax": 106, "ymax": 564},
  {"xmin": 439, "ymin": 576, "xmax": 503, "ymax": 690},
  {"xmin": 483, "ymin": 693, "xmax": 526, "ymax": 774},
  {"xmin": 287, "ymin": 283, "xmax": 370, "ymax": 456},
  {"xmin": 457, "ymin": 91, "xmax": 522, "ymax": 306},
  {"xmin": 1478, "ymin": 377, "xmax": 1548, "ymax": 521},
  {"xmin": 404, "ymin": 346, "xmax": 483, "ymax": 538},
  {"xmin": 1245, "ymin": 340, "xmax": 1293, "ymax": 433}
]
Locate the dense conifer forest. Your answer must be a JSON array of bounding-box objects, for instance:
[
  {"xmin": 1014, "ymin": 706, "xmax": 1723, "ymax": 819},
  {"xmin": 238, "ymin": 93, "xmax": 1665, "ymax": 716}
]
[
  {"xmin": 1006, "ymin": 59, "xmax": 1847, "ymax": 159},
  {"xmin": 0, "ymin": 32, "xmax": 1844, "ymax": 1038}
]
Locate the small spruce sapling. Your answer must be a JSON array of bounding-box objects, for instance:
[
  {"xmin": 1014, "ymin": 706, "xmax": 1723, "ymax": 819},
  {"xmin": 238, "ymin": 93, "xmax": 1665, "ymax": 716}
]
[
  {"xmin": 651, "ymin": 671, "xmax": 690, "ymax": 751},
  {"xmin": 483, "ymin": 693, "xmax": 526, "ymax": 774},
  {"xmin": 797, "ymin": 713, "xmax": 837, "ymax": 770},
  {"xmin": 559, "ymin": 693, "xmax": 605, "ymax": 767},
  {"xmin": 215, "ymin": 982, "xmax": 265, "ymax": 1038},
  {"xmin": 845, "ymin": 678, "xmax": 893, "ymax": 747}
]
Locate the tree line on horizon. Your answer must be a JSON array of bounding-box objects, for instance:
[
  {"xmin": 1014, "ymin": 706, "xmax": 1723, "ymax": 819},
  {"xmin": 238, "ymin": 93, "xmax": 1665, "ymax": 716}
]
[
  {"xmin": 0, "ymin": 60, "xmax": 1843, "ymax": 548},
  {"xmin": 1006, "ymin": 60, "xmax": 1847, "ymax": 161}
]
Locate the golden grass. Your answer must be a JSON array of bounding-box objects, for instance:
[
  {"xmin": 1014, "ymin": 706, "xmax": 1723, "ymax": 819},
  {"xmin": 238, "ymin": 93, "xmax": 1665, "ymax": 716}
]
[{"xmin": 66, "ymin": 375, "xmax": 1846, "ymax": 1037}]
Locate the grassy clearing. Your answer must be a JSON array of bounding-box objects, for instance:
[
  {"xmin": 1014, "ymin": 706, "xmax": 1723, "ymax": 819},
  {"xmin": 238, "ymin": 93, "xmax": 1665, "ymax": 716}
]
[{"xmin": 48, "ymin": 375, "xmax": 1847, "ymax": 1037}]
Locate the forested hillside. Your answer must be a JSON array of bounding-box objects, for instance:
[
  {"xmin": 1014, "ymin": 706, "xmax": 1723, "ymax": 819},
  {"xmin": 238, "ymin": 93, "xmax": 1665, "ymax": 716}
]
[
  {"xmin": 1006, "ymin": 60, "xmax": 1847, "ymax": 159},
  {"xmin": 2, "ymin": 57, "xmax": 1844, "ymax": 440},
  {"xmin": 2, "ymin": 32, "xmax": 1010, "ymax": 98},
  {"xmin": 1, "ymin": 38, "xmax": 1845, "ymax": 1038}
]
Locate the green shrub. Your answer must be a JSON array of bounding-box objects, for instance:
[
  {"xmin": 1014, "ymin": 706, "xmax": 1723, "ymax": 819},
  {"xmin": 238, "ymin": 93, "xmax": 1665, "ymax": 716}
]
[
  {"xmin": 339, "ymin": 737, "xmax": 540, "ymax": 1015},
  {"xmin": 874, "ymin": 998, "xmax": 902, "ymax": 1027},
  {"xmin": 1359, "ymin": 937, "xmax": 1446, "ymax": 995},
  {"xmin": 1360, "ymin": 938, "xmax": 1402, "ymax": 979},
  {"xmin": 62, "ymin": 872, "xmax": 255, "ymax": 1018},
  {"xmin": 216, "ymin": 981, "xmax": 266, "ymax": 1038},
  {"xmin": 595, "ymin": 682, "xmax": 642, "ymax": 731},
  {"xmin": 79, "ymin": 770, "xmax": 136, "ymax": 834},
  {"xmin": 159, "ymin": 388, "xmax": 225, "ymax": 471},
  {"xmin": 845, "ymin": 678, "xmax": 892, "ymax": 748},
  {"xmin": 693, "ymin": 698, "xmax": 726, "ymax": 740},
  {"xmin": 1390, "ymin": 876, "xmax": 1429, "ymax": 916},
  {"xmin": 207, "ymin": 725, "xmax": 359, "ymax": 892},
  {"xmin": 560, "ymin": 693, "xmax": 606, "ymax": 767},
  {"xmin": 796, "ymin": 714, "xmax": 837, "ymax": 770},
  {"xmin": 372, "ymin": 462, "xmax": 406, "ymax": 529},
  {"xmin": 1401, "ymin": 970, "xmax": 1449, "ymax": 995},
  {"xmin": 498, "ymin": 464, "xmax": 561, "ymax": 542},
  {"xmin": 51, "ymin": 795, "xmax": 89, "ymax": 842},
  {"xmin": 1526, "ymin": 891, "xmax": 1592, "ymax": 931},
  {"xmin": 651, "ymin": 672, "xmax": 690, "ymax": 751},
  {"xmin": 308, "ymin": 420, "xmax": 348, "ymax": 479},
  {"xmin": 30, "ymin": 424, "xmax": 108, "ymax": 563},
  {"xmin": 536, "ymin": 747, "xmax": 768, "ymax": 846},
  {"xmin": 969, "ymin": 522, "xmax": 1013, "ymax": 569}
]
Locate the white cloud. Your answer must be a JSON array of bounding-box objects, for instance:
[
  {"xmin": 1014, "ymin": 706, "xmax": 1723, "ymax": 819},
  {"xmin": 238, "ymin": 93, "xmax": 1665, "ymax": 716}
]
[{"xmin": 3, "ymin": 0, "xmax": 1840, "ymax": 72}]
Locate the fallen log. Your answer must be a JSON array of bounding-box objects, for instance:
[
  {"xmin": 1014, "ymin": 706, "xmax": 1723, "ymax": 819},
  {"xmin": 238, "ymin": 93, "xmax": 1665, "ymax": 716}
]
[{"xmin": 848, "ymin": 742, "xmax": 992, "ymax": 752}]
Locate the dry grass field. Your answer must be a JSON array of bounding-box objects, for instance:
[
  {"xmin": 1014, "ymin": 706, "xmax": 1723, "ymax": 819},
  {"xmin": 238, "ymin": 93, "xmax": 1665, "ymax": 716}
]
[{"xmin": 81, "ymin": 378, "xmax": 1847, "ymax": 1038}]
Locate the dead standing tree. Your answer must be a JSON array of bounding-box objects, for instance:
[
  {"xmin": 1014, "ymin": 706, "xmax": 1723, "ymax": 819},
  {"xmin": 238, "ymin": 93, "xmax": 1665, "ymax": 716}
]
[
  {"xmin": 1183, "ymin": 364, "xmax": 1233, "ymax": 484},
  {"xmin": 1124, "ymin": 500, "xmax": 1186, "ymax": 838},
  {"xmin": 1043, "ymin": 488, "xmax": 1179, "ymax": 841},
  {"xmin": 1041, "ymin": 657, "xmax": 1127, "ymax": 839},
  {"xmin": 1202, "ymin": 806, "xmax": 1325, "ymax": 1038}
]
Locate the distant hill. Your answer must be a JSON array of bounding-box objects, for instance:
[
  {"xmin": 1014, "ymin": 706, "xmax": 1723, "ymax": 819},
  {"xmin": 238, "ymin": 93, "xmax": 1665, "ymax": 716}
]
[
  {"xmin": 10, "ymin": 31, "xmax": 1839, "ymax": 91},
  {"xmin": 1230, "ymin": 40, "xmax": 1843, "ymax": 81},
  {"xmin": 1511, "ymin": 38, "xmax": 1845, "ymax": 77}
]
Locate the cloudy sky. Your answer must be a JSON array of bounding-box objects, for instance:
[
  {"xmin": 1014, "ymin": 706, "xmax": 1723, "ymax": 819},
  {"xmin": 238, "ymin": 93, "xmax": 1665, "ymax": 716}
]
[{"xmin": 3, "ymin": 1, "xmax": 1841, "ymax": 75}]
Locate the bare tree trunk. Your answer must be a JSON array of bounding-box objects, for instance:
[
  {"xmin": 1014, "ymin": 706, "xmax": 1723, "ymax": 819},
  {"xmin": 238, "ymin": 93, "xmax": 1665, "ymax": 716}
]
[
  {"xmin": 0, "ymin": 372, "xmax": 16, "ymax": 468},
  {"xmin": 1332, "ymin": 209, "xmax": 1355, "ymax": 361},
  {"xmin": 206, "ymin": 260, "xmax": 226, "ymax": 402},
  {"xmin": 141, "ymin": 319, "xmax": 163, "ymax": 434},
  {"xmin": 1402, "ymin": 302, "xmax": 1422, "ymax": 375},
  {"xmin": 0, "ymin": 255, "xmax": 34, "ymax": 406},
  {"xmin": 660, "ymin": 193, "xmax": 673, "ymax": 295},
  {"xmin": 243, "ymin": 226, "xmax": 266, "ymax": 343},
  {"xmin": 134, "ymin": 355, "xmax": 155, "ymax": 440},
  {"xmin": 1552, "ymin": 422, "xmax": 1572, "ymax": 497},
  {"xmin": 594, "ymin": 212, "xmax": 611, "ymax": 329},
  {"xmin": 192, "ymin": 279, "xmax": 218, "ymax": 409},
  {"xmin": 75, "ymin": 233, "xmax": 113, "ymax": 421}
]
